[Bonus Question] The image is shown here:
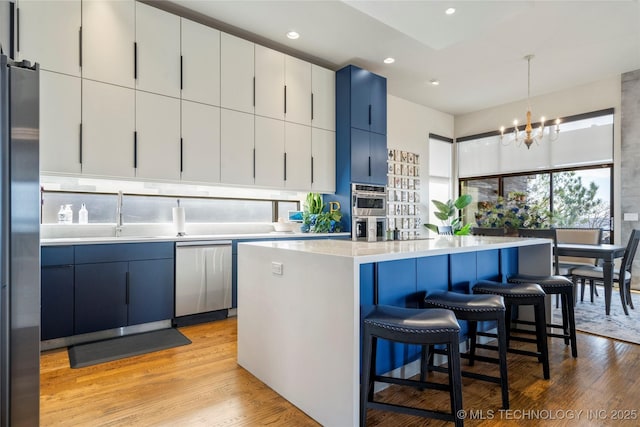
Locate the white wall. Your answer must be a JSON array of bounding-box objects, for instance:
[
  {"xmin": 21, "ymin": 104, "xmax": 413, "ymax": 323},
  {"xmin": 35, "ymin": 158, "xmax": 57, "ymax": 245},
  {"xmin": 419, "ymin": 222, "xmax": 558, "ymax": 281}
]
[
  {"xmin": 454, "ymin": 76, "xmax": 622, "ymax": 243},
  {"xmin": 387, "ymin": 94, "xmax": 454, "ymax": 236}
]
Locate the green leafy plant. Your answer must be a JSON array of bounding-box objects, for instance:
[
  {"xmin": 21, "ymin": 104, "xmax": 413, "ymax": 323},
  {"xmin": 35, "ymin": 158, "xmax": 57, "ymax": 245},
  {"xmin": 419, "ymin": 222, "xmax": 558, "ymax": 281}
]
[
  {"xmin": 424, "ymin": 194, "xmax": 473, "ymax": 235},
  {"xmin": 475, "ymin": 191, "xmax": 550, "ymax": 231},
  {"xmin": 301, "ymin": 193, "xmax": 343, "ymax": 233}
]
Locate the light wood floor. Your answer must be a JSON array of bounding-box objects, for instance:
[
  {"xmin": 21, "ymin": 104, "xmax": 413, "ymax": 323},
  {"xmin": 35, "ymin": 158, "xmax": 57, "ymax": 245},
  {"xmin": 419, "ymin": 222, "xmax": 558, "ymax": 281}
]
[{"xmin": 41, "ymin": 318, "xmax": 640, "ymax": 426}]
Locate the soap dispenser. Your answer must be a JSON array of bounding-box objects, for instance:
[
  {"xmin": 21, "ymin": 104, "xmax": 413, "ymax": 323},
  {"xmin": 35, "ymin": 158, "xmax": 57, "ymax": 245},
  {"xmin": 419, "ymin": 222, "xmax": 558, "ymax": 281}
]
[
  {"xmin": 64, "ymin": 204, "xmax": 73, "ymax": 224},
  {"xmin": 57, "ymin": 205, "xmax": 65, "ymax": 224},
  {"xmin": 79, "ymin": 203, "xmax": 88, "ymax": 224}
]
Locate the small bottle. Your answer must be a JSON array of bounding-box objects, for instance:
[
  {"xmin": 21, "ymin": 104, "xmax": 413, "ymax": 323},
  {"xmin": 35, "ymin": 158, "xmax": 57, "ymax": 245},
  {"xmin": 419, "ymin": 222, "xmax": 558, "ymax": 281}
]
[
  {"xmin": 393, "ymin": 227, "xmax": 400, "ymax": 241},
  {"xmin": 64, "ymin": 204, "xmax": 73, "ymax": 224},
  {"xmin": 57, "ymin": 205, "xmax": 65, "ymax": 224},
  {"xmin": 79, "ymin": 203, "xmax": 88, "ymax": 224}
]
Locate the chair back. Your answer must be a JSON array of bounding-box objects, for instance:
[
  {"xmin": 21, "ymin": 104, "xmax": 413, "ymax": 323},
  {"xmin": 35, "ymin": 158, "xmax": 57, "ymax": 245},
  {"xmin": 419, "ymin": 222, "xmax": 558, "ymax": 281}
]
[
  {"xmin": 621, "ymin": 229, "xmax": 640, "ymax": 275},
  {"xmin": 437, "ymin": 225, "xmax": 454, "ymax": 235},
  {"xmin": 518, "ymin": 228, "xmax": 559, "ymax": 275},
  {"xmin": 556, "ymin": 228, "xmax": 602, "ymax": 266},
  {"xmin": 472, "ymin": 227, "xmax": 506, "ymax": 236}
]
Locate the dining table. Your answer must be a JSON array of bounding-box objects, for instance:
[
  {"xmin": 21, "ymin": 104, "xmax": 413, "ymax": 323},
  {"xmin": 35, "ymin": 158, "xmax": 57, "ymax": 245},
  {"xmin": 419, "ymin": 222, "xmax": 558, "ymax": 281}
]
[{"xmin": 557, "ymin": 243, "xmax": 627, "ymax": 315}]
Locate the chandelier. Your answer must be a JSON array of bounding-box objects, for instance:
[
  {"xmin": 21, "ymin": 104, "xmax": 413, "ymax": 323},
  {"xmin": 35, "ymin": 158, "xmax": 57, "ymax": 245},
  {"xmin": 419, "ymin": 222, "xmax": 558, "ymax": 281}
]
[{"xmin": 500, "ymin": 54, "xmax": 560, "ymax": 149}]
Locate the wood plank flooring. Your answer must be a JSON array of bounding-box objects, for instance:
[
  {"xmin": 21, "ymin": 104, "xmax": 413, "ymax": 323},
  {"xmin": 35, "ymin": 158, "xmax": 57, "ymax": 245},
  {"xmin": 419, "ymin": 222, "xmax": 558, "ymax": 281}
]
[{"xmin": 41, "ymin": 318, "xmax": 640, "ymax": 426}]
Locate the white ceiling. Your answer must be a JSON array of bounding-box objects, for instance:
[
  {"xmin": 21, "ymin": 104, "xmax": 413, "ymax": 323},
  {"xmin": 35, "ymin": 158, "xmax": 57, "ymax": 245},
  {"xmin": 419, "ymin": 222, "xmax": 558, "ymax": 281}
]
[{"xmin": 169, "ymin": 0, "xmax": 640, "ymax": 116}]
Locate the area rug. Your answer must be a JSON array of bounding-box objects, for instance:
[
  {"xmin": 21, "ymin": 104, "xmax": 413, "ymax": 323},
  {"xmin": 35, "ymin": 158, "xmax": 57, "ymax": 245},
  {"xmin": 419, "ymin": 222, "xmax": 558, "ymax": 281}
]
[
  {"xmin": 68, "ymin": 328, "xmax": 191, "ymax": 368},
  {"xmin": 551, "ymin": 287, "xmax": 640, "ymax": 345}
]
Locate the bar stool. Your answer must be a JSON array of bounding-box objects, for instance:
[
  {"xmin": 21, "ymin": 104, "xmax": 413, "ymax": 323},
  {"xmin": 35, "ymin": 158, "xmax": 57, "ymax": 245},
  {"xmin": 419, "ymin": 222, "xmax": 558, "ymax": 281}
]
[
  {"xmin": 509, "ymin": 228, "xmax": 578, "ymax": 357},
  {"xmin": 472, "ymin": 280, "xmax": 550, "ymax": 380},
  {"xmin": 423, "ymin": 291, "xmax": 510, "ymax": 409},
  {"xmin": 361, "ymin": 305, "xmax": 463, "ymax": 427}
]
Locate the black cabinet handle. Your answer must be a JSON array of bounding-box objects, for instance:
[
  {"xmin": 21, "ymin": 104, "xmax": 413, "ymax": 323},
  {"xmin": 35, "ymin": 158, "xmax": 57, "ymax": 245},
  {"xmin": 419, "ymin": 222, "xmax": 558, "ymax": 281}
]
[
  {"xmin": 284, "ymin": 152, "xmax": 287, "ymax": 181},
  {"xmin": 180, "ymin": 137, "xmax": 183, "ymax": 172},
  {"xmin": 79, "ymin": 27, "xmax": 82, "ymax": 67},
  {"xmin": 133, "ymin": 131, "xmax": 138, "ymax": 168},
  {"xmin": 252, "ymin": 77, "xmax": 255, "ymax": 107},
  {"xmin": 134, "ymin": 42, "xmax": 138, "ymax": 79},
  {"xmin": 368, "ymin": 156, "xmax": 371, "ymax": 177},
  {"xmin": 252, "ymin": 148, "xmax": 256, "ymax": 178},
  {"xmin": 311, "ymin": 93, "xmax": 314, "ymax": 121},
  {"xmin": 180, "ymin": 55, "xmax": 183, "ymax": 90},
  {"xmin": 311, "ymin": 156, "xmax": 314, "ymax": 184},
  {"xmin": 284, "ymin": 85, "xmax": 287, "ymax": 114},
  {"xmin": 16, "ymin": 7, "xmax": 20, "ymax": 53},
  {"xmin": 368, "ymin": 104, "xmax": 372, "ymax": 125},
  {"xmin": 125, "ymin": 271, "xmax": 130, "ymax": 305},
  {"xmin": 79, "ymin": 123, "xmax": 83, "ymax": 165}
]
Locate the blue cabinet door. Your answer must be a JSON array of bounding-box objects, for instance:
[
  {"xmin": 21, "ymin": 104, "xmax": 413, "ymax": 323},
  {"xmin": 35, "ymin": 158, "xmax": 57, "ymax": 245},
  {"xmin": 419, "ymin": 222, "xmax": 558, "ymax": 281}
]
[
  {"xmin": 350, "ymin": 66, "xmax": 373, "ymax": 132},
  {"xmin": 75, "ymin": 262, "xmax": 128, "ymax": 334},
  {"xmin": 351, "ymin": 128, "xmax": 371, "ymax": 184},
  {"xmin": 369, "ymin": 132, "xmax": 388, "ymax": 185},
  {"xmin": 416, "ymin": 255, "xmax": 449, "ymax": 296},
  {"xmin": 369, "ymin": 74, "xmax": 387, "ymax": 135},
  {"xmin": 128, "ymin": 258, "xmax": 174, "ymax": 325},
  {"xmin": 41, "ymin": 265, "xmax": 74, "ymax": 340}
]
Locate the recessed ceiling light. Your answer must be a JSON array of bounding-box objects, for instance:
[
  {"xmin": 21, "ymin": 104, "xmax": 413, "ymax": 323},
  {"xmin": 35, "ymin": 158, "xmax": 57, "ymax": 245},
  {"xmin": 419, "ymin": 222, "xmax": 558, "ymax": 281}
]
[
  {"xmin": 430, "ymin": 79, "xmax": 440, "ymax": 86},
  {"xmin": 286, "ymin": 31, "xmax": 300, "ymax": 40},
  {"xmin": 445, "ymin": 7, "xmax": 456, "ymax": 15},
  {"xmin": 383, "ymin": 57, "xmax": 395, "ymax": 64}
]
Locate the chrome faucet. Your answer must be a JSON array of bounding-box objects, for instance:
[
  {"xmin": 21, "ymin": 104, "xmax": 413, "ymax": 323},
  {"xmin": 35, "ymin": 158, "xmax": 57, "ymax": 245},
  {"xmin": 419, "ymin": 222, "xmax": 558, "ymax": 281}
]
[{"xmin": 115, "ymin": 191, "xmax": 124, "ymax": 237}]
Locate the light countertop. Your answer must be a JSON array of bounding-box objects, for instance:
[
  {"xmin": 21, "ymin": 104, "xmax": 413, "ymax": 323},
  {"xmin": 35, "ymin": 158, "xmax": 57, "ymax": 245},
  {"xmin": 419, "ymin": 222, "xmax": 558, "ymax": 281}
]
[
  {"xmin": 240, "ymin": 235, "xmax": 552, "ymax": 263},
  {"xmin": 41, "ymin": 232, "xmax": 350, "ymax": 246}
]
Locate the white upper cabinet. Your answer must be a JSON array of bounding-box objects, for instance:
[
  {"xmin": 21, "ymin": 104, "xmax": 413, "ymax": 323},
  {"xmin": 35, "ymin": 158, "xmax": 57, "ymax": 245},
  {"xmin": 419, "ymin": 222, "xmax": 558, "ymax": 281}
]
[
  {"xmin": 135, "ymin": 91, "xmax": 181, "ymax": 180},
  {"xmin": 17, "ymin": 0, "xmax": 81, "ymax": 76},
  {"xmin": 285, "ymin": 55, "xmax": 311, "ymax": 126},
  {"xmin": 82, "ymin": 80, "xmax": 135, "ymax": 178},
  {"xmin": 220, "ymin": 33, "xmax": 254, "ymax": 114},
  {"xmin": 311, "ymin": 65, "xmax": 335, "ymax": 131},
  {"xmin": 181, "ymin": 101, "xmax": 221, "ymax": 183},
  {"xmin": 40, "ymin": 71, "xmax": 81, "ymax": 174},
  {"xmin": 82, "ymin": 0, "xmax": 135, "ymax": 88},
  {"xmin": 181, "ymin": 18, "xmax": 220, "ymax": 106},
  {"xmin": 284, "ymin": 123, "xmax": 311, "ymax": 190},
  {"xmin": 311, "ymin": 128, "xmax": 336, "ymax": 192},
  {"xmin": 220, "ymin": 109, "xmax": 255, "ymax": 185},
  {"xmin": 255, "ymin": 45, "xmax": 284, "ymax": 120},
  {"xmin": 135, "ymin": 2, "xmax": 180, "ymax": 98},
  {"xmin": 255, "ymin": 116, "xmax": 285, "ymax": 188}
]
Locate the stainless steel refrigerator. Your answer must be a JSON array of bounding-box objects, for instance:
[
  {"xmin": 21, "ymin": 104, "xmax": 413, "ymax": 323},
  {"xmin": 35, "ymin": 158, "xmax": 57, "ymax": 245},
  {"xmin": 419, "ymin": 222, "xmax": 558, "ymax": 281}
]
[{"xmin": 0, "ymin": 54, "xmax": 40, "ymax": 426}]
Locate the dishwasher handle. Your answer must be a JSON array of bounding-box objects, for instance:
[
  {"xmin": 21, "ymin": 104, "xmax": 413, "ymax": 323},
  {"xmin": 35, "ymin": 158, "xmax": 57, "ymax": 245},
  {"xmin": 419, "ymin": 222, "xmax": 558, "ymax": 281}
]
[{"xmin": 176, "ymin": 240, "xmax": 232, "ymax": 247}]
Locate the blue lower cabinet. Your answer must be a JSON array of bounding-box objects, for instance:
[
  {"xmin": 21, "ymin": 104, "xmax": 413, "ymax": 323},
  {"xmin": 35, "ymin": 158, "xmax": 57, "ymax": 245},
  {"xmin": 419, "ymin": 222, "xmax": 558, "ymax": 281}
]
[
  {"xmin": 75, "ymin": 262, "xmax": 129, "ymax": 334},
  {"xmin": 450, "ymin": 252, "xmax": 477, "ymax": 293},
  {"xmin": 128, "ymin": 259, "xmax": 174, "ymax": 325},
  {"xmin": 416, "ymin": 255, "xmax": 449, "ymax": 295},
  {"xmin": 41, "ymin": 264, "xmax": 74, "ymax": 340}
]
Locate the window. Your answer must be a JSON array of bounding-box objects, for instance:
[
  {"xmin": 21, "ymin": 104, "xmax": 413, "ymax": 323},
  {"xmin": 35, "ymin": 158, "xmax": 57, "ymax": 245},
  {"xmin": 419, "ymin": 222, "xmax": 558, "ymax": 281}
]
[{"xmin": 428, "ymin": 135, "xmax": 453, "ymax": 225}]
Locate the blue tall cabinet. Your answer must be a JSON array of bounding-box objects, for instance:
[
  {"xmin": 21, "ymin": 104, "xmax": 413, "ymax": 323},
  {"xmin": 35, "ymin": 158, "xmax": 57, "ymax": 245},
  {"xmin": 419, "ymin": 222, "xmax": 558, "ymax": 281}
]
[{"xmin": 335, "ymin": 65, "xmax": 388, "ymax": 231}]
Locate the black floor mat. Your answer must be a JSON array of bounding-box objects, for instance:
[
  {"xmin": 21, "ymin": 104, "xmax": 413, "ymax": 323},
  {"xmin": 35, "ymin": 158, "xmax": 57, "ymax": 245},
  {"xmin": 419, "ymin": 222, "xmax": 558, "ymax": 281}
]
[{"xmin": 68, "ymin": 328, "xmax": 191, "ymax": 368}]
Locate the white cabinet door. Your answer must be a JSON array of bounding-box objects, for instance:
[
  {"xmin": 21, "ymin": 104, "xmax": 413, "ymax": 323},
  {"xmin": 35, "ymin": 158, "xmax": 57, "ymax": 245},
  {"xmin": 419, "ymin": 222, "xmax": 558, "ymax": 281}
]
[
  {"xmin": 182, "ymin": 101, "xmax": 221, "ymax": 183},
  {"xmin": 17, "ymin": 0, "xmax": 81, "ymax": 76},
  {"xmin": 220, "ymin": 33, "xmax": 254, "ymax": 114},
  {"xmin": 255, "ymin": 45, "xmax": 284, "ymax": 120},
  {"xmin": 285, "ymin": 55, "xmax": 311, "ymax": 126},
  {"xmin": 255, "ymin": 116, "xmax": 284, "ymax": 188},
  {"xmin": 135, "ymin": 2, "xmax": 180, "ymax": 98},
  {"xmin": 136, "ymin": 92, "xmax": 181, "ymax": 181},
  {"xmin": 82, "ymin": 80, "xmax": 135, "ymax": 178},
  {"xmin": 220, "ymin": 109, "xmax": 254, "ymax": 185},
  {"xmin": 82, "ymin": 0, "xmax": 135, "ymax": 88},
  {"xmin": 284, "ymin": 123, "xmax": 311, "ymax": 190},
  {"xmin": 181, "ymin": 18, "xmax": 220, "ymax": 106},
  {"xmin": 40, "ymin": 71, "xmax": 81, "ymax": 174},
  {"xmin": 311, "ymin": 65, "xmax": 335, "ymax": 131},
  {"xmin": 311, "ymin": 128, "xmax": 336, "ymax": 192}
]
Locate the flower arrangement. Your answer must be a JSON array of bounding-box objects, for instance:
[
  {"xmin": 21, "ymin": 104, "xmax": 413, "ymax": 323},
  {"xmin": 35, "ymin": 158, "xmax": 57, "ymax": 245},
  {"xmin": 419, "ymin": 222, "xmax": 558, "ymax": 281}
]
[
  {"xmin": 301, "ymin": 193, "xmax": 343, "ymax": 233},
  {"xmin": 475, "ymin": 191, "xmax": 550, "ymax": 232}
]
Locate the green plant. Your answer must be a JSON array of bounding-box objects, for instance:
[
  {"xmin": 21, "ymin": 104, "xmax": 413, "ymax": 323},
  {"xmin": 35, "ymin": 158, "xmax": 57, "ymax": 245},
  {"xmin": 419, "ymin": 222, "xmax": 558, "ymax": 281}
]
[
  {"xmin": 424, "ymin": 194, "xmax": 473, "ymax": 235},
  {"xmin": 475, "ymin": 191, "xmax": 550, "ymax": 231},
  {"xmin": 301, "ymin": 193, "xmax": 343, "ymax": 233},
  {"xmin": 304, "ymin": 192, "xmax": 325, "ymax": 214}
]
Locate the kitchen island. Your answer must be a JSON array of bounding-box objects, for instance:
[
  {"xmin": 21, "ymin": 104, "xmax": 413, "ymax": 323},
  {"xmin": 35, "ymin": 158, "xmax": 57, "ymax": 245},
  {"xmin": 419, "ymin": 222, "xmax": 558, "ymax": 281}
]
[{"xmin": 237, "ymin": 236, "xmax": 552, "ymax": 426}]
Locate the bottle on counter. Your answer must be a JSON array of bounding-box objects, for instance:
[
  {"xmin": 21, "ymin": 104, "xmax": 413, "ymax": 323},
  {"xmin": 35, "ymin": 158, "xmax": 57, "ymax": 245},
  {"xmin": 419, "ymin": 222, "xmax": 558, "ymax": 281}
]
[
  {"xmin": 393, "ymin": 227, "xmax": 400, "ymax": 241},
  {"xmin": 79, "ymin": 203, "xmax": 88, "ymax": 224},
  {"xmin": 57, "ymin": 205, "xmax": 65, "ymax": 224},
  {"xmin": 64, "ymin": 204, "xmax": 73, "ymax": 224}
]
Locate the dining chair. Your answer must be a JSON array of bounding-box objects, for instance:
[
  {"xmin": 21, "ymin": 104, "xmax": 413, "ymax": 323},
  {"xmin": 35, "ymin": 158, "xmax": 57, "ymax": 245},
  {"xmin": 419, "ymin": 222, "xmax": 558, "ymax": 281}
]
[
  {"xmin": 556, "ymin": 228, "xmax": 603, "ymax": 301},
  {"xmin": 472, "ymin": 227, "xmax": 506, "ymax": 236},
  {"xmin": 437, "ymin": 225, "xmax": 454, "ymax": 235},
  {"xmin": 571, "ymin": 229, "xmax": 640, "ymax": 313}
]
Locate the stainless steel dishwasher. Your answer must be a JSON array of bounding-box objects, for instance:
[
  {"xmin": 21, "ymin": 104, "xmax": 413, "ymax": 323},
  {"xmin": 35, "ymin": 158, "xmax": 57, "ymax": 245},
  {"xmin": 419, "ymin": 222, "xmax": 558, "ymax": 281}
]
[{"xmin": 175, "ymin": 241, "xmax": 232, "ymax": 318}]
